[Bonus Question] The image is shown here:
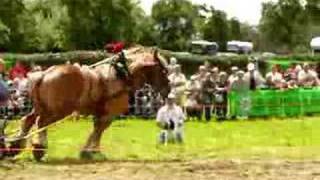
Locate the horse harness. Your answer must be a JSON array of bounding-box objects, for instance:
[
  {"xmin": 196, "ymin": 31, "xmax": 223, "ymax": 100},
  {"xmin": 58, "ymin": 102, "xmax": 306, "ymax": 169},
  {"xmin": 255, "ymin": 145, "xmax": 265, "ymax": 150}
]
[{"xmin": 101, "ymin": 51, "xmax": 132, "ymax": 101}]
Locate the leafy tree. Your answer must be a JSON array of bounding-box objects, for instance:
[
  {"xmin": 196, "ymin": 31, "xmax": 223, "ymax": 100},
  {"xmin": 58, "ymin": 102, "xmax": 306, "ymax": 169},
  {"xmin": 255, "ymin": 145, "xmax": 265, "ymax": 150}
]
[
  {"xmin": 60, "ymin": 0, "xmax": 144, "ymax": 50},
  {"xmin": 202, "ymin": 7, "xmax": 229, "ymax": 51},
  {"xmin": 259, "ymin": 0, "xmax": 309, "ymax": 52},
  {"xmin": 152, "ymin": 0, "xmax": 198, "ymax": 51},
  {"xmin": 26, "ymin": 0, "xmax": 68, "ymax": 52},
  {"xmin": 229, "ymin": 18, "xmax": 241, "ymax": 40},
  {"xmin": 0, "ymin": 20, "xmax": 10, "ymax": 51}
]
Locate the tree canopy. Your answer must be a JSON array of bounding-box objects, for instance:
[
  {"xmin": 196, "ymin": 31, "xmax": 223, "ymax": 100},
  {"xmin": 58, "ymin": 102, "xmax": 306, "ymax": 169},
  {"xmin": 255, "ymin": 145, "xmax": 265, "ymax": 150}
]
[{"xmin": 0, "ymin": 0, "xmax": 318, "ymax": 53}]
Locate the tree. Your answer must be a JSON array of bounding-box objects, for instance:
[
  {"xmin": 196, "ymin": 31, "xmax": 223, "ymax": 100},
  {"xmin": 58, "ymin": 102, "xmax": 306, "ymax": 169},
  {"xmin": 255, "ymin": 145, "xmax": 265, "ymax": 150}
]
[
  {"xmin": 60, "ymin": 0, "xmax": 144, "ymax": 50},
  {"xmin": 229, "ymin": 18, "xmax": 241, "ymax": 40},
  {"xmin": 0, "ymin": 20, "xmax": 10, "ymax": 51},
  {"xmin": 202, "ymin": 7, "xmax": 229, "ymax": 51},
  {"xmin": 152, "ymin": 0, "xmax": 198, "ymax": 51},
  {"xmin": 259, "ymin": 0, "xmax": 309, "ymax": 52}
]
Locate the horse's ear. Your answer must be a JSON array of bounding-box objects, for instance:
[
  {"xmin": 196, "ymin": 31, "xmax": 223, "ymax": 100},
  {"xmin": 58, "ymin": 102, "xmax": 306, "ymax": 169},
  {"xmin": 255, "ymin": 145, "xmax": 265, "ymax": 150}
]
[{"xmin": 153, "ymin": 48, "xmax": 159, "ymax": 61}]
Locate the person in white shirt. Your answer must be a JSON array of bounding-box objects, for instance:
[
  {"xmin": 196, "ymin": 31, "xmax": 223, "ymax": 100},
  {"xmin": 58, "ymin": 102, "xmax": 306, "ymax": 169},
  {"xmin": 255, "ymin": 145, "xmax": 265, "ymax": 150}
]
[
  {"xmin": 265, "ymin": 65, "xmax": 284, "ymax": 89},
  {"xmin": 228, "ymin": 66, "xmax": 239, "ymax": 85},
  {"xmin": 156, "ymin": 93, "xmax": 185, "ymax": 144},
  {"xmin": 13, "ymin": 73, "xmax": 29, "ymax": 97},
  {"xmin": 185, "ymin": 75, "xmax": 201, "ymax": 96},
  {"xmin": 244, "ymin": 63, "xmax": 265, "ymax": 90},
  {"xmin": 168, "ymin": 65, "xmax": 186, "ymax": 105},
  {"xmin": 167, "ymin": 57, "xmax": 178, "ymax": 75},
  {"xmin": 298, "ymin": 63, "xmax": 319, "ymax": 87}
]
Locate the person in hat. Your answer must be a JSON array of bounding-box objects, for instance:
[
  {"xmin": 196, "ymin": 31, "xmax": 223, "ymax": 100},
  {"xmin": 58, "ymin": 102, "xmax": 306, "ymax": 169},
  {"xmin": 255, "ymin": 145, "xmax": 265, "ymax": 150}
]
[
  {"xmin": 168, "ymin": 65, "xmax": 186, "ymax": 106},
  {"xmin": 156, "ymin": 93, "xmax": 185, "ymax": 144},
  {"xmin": 168, "ymin": 57, "xmax": 178, "ymax": 75},
  {"xmin": 201, "ymin": 72, "xmax": 216, "ymax": 121},
  {"xmin": 194, "ymin": 65, "xmax": 207, "ymax": 82},
  {"xmin": 244, "ymin": 63, "xmax": 265, "ymax": 90},
  {"xmin": 214, "ymin": 72, "xmax": 229, "ymax": 121},
  {"xmin": 298, "ymin": 63, "xmax": 319, "ymax": 87},
  {"xmin": 230, "ymin": 71, "xmax": 251, "ymax": 119},
  {"xmin": 185, "ymin": 75, "xmax": 201, "ymax": 97},
  {"xmin": 228, "ymin": 66, "xmax": 239, "ymax": 85},
  {"xmin": 265, "ymin": 65, "xmax": 284, "ymax": 89}
]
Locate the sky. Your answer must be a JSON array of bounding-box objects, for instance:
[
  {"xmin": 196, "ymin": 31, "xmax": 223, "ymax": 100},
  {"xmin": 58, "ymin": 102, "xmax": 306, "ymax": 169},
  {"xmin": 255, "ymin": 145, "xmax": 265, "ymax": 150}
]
[{"xmin": 139, "ymin": 0, "xmax": 277, "ymax": 25}]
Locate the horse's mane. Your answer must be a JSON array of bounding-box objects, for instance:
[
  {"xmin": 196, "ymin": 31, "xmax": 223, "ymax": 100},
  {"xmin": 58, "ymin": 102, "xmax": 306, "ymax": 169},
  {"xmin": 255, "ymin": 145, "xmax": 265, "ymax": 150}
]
[{"xmin": 125, "ymin": 46, "xmax": 168, "ymax": 73}]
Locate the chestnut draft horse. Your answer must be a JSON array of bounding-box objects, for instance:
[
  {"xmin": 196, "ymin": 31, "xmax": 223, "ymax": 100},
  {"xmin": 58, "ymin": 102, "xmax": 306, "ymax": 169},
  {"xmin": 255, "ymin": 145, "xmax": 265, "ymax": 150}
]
[{"xmin": 6, "ymin": 47, "xmax": 170, "ymax": 160}]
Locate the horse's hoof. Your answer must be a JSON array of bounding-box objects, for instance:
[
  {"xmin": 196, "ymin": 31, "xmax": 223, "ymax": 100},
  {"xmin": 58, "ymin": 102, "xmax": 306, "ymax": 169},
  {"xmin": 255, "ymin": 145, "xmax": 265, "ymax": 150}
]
[
  {"xmin": 6, "ymin": 140, "xmax": 25, "ymax": 157},
  {"xmin": 32, "ymin": 144, "xmax": 47, "ymax": 162},
  {"xmin": 80, "ymin": 151, "xmax": 106, "ymax": 161}
]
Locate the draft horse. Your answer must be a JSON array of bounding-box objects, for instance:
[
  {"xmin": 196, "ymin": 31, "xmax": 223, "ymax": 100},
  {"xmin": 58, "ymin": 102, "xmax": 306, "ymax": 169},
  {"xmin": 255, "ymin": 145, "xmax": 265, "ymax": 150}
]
[{"xmin": 6, "ymin": 47, "xmax": 170, "ymax": 160}]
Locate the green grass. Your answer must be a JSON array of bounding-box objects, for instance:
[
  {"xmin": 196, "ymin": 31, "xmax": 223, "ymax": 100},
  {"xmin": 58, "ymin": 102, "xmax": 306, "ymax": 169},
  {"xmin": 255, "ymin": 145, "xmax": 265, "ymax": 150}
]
[{"xmin": 6, "ymin": 116, "xmax": 320, "ymax": 161}]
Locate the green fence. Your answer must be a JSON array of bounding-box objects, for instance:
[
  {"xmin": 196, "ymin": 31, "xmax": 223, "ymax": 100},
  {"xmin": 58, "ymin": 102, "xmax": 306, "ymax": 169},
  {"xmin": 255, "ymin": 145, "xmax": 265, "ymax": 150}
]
[{"xmin": 229, "ymin": 88, "xmax": 320, "ymax": 117}]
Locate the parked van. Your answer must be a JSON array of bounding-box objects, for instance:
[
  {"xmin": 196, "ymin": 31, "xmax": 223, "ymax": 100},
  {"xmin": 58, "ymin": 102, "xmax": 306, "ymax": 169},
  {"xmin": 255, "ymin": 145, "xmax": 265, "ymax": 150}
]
[
  {"xmin": 227, "ymin": 41, "xmax": 253, "ymax": 54},
  {"xmin": 190, "ymin": 40, "xmax": 219, "ymax": 55}
]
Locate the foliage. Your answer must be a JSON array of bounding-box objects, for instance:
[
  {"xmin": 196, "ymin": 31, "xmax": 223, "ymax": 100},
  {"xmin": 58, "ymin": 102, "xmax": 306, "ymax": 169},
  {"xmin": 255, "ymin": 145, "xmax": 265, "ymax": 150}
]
[
  {"xmin": 229, "ymin": 18, "xmax": 241, "ymax": 40},
  {"xmin": 60, "ymin": 0, "xmax": 145, "ymax": 50},
  {"xmin": 259, "ymin": 0, "xmax": 319, "ymax": 53},
  {"xmin": 152, "ymin": 0, "xmax": 198, "ymax": 51},
  {"xmin": 202, "ymin": 7, "xmax": 229, "ymax": 51}
]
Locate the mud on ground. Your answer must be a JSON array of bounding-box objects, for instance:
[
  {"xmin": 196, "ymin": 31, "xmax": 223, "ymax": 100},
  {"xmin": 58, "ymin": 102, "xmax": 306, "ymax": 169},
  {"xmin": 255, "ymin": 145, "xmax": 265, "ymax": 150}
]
[{"xmin": 2, "ymin": 159, "xmax": 320, "ymax": 180}]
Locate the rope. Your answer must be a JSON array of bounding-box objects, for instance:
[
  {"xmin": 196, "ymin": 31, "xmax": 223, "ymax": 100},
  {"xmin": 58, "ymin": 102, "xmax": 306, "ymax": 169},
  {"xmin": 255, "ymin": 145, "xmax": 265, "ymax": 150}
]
[{"xmin": 5, "ymin": 119, "xmax": 66, "ymax": 143}]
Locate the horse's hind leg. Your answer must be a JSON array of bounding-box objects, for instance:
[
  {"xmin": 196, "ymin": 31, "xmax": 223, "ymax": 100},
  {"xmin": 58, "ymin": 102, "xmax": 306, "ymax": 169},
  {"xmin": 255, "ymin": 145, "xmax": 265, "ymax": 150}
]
[
  {"xmin": 32, "ymin": 128, "xmax": 47, "ymax": 162},
  {"xmin": 80, "ymin": 115, "xmax": 112, "ymax": 160},
  {"xmin": 7, "ymin": 110, "xmax": 38, "ymax": 157}
]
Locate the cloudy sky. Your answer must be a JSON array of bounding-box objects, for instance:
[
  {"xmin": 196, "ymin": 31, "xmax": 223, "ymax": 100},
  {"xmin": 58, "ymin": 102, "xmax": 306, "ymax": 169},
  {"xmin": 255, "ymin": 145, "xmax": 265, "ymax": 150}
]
[{"xmin": 139, "ymin": 0, "xmax": 277, "ymax": 25}]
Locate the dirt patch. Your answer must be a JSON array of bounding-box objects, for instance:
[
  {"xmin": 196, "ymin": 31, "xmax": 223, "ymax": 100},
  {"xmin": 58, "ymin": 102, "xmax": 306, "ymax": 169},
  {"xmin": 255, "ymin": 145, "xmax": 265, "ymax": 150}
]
[{"xmin": 1, "ymin": 159, "xmax": 320, "ymax": 180}]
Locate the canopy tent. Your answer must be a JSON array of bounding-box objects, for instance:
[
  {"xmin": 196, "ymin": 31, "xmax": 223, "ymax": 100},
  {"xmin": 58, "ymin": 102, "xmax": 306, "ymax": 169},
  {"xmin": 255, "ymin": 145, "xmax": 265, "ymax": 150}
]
[
  {"xmin": 227, "ymin": 41, "xmax": 253, "ymax": 53},
  {"xmin": 311, "ymin": 37, "xmax": 320, "ymax": 50}
]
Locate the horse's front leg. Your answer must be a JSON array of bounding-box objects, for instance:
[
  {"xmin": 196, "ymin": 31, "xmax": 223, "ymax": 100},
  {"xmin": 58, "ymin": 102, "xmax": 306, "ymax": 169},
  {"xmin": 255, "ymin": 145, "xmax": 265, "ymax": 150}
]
[
  {"xmin": 7, "ymin": 110, "xmax": 38, "ymax": 157},
  {"xmin": 80, "ymin": 115, "xmax": 112, "ymax": 160},
  {"xmin": 32, "ymin": 127, "xmax": 47, "ymax": 162}
]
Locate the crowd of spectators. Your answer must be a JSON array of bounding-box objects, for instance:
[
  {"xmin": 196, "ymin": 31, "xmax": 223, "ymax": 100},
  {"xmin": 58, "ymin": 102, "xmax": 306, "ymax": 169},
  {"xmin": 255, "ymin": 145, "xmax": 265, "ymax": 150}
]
[
  {"xmin": 166, "ymin": 57, "xmax": 320, "ymax": 121},
  {"xmin": 1, "ymin": 57, "xmax": 319, "ymax": 121},
  {"xmin": 0, "ymin": 59, "xmax": 34, "ymax": 120}
]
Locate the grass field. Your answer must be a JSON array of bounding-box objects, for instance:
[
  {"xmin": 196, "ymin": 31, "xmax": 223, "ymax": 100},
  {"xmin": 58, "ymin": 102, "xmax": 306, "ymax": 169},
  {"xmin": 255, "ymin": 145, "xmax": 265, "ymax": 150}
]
[
  {"xmin": 6, "ymin": 116, "xmax": 320, "ymax": 161},
  {"xmin": 3, "ymin": 117, "xmax": 320, "ymax": 180}
]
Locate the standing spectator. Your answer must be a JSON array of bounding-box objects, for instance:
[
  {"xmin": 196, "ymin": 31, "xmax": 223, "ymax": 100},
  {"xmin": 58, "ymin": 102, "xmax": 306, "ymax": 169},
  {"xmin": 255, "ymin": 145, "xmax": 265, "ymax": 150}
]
[
  {"xmin": 168, "ymin": 65, "xmax": 186, "ymax": 106},
  {"xmin": 266, "ymin": 65, "xmax": 284, "ymax": 89},
  {"xmin": 230, "ymin": 71, "xmax": 250, "ymax": 119},
  {"xmin": 201, "ymin": 72, "xmax": 216, "ymax": 121},
  {"xmin": 168, "ymin": 57, "xmax": 178, "ymax": 75},
  {"xmin": 0, "ymin": 58, "xmax": 6, "ymax": 80},
  {"xmin": 210, "ymin": 67, "xmax": 220, "ymax": 83},
  {"xmin": 13, "ymin": 73, "xmax": 29, "ymax": 97},
  {"xmin": 228, "ymin": 66, "xmax": 239, "ymax": 85},
  {"xmin": 215, "ymin": 72, "xmax": 229, "ymax": 121},
  {"xmin": 298, "ymin": 63, "xmax": 319, "ymax": 87},
  {"xmin": 186, "ymin": 75, "xmax": 201, "ymax": 97},
  {"xmin": 284, "ymin": 63, "xmax": 298, "ymax": 81},
  {"xmin": 244, "ymin": 63, "xmax": 265, "ymax": 90},
  {"xmin": 184, "ymin": 93, "xmax": 202, "ymax": 121},
  {"xmin": 194, "ymin": 65, "xmax": 207, "ymax": 82},
  {"xmin": 9, "ymin": 61, "xmax": 28, "ymax": 80},
  {"xmin": 156, "ymin": 93, "xmax": 185, "ymax": 144}
]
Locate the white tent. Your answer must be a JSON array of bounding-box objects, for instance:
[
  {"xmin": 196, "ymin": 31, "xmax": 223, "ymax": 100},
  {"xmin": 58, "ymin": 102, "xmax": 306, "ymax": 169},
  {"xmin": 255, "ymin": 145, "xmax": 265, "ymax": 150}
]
[
  {"xmin": 311, "ymin": 37, "xmax": 320, "ymax": 50},
  {"xmin": 227, "ymin": 41, "xmax": 253, "ymax": 54}
]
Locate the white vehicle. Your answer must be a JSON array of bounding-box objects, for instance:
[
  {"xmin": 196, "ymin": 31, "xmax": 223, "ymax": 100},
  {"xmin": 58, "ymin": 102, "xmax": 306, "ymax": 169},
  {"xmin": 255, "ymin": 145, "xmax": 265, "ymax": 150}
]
[
  {"xmin": 227, "ymin": 41, "xmax": 253, "ymax": 54},
  {"xmin": 311, "ymin": 37, "xmax": 320, "ymax": 55},
  {"xmin": 190, "ymin": 40, "xmax": 219, "ymax": 55}
]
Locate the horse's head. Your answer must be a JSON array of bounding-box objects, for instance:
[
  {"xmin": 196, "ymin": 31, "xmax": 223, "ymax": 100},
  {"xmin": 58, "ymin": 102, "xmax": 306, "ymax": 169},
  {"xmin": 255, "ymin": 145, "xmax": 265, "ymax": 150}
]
[{"xmin": 127, "ymin": 47, "xmax": 170, "ymax": 97}]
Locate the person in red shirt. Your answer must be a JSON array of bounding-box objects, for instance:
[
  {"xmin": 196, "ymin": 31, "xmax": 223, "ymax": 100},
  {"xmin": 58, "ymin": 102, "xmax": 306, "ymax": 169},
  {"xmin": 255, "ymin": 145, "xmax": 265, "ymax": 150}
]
[{"xmin": 9, "ymin": 61, "xmax": 28, "ymax": 80}]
